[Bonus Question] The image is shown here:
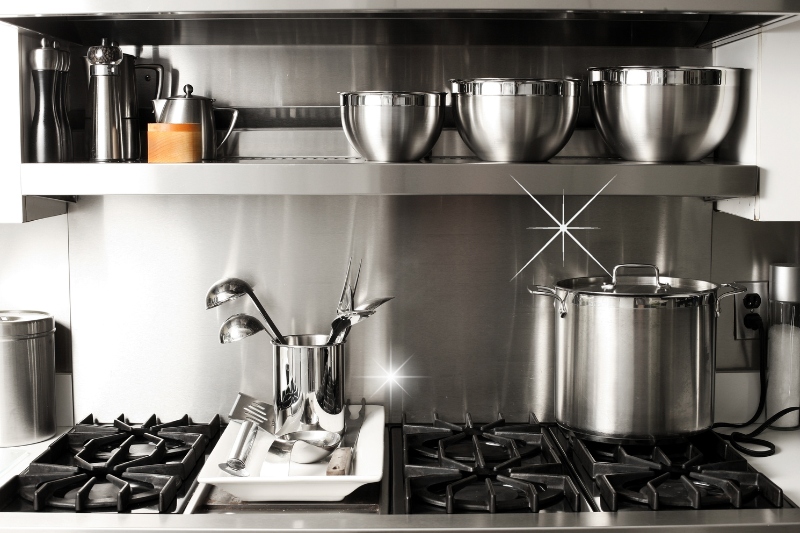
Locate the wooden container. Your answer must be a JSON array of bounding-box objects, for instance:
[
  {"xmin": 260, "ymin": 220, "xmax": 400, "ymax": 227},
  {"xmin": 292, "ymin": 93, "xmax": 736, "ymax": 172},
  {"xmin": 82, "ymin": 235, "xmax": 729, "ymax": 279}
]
[{"xmin": 147, "ymin": 123, "xmax": 202, "ymax": 163}]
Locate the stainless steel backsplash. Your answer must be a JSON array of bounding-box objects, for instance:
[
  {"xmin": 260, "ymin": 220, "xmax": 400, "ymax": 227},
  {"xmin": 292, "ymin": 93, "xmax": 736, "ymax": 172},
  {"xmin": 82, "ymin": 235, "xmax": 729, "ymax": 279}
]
[{"xmin": 67, "ymin": 195, "xmax": 712, "ymax": 423}]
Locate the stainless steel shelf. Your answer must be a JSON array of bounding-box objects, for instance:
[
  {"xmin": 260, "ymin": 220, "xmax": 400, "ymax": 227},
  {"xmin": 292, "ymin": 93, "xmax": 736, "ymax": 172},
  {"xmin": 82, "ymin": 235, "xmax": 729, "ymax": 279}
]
[{"xmin": 20, "ymin": 158, "xmax": 758, "ymax": 198}]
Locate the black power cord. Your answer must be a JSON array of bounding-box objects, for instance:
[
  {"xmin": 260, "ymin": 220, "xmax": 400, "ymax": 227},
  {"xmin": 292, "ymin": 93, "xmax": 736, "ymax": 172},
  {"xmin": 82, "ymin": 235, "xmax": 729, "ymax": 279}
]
[{"xmin": 713, "ymin": 309, "xmax": 800, "ymax": 457}]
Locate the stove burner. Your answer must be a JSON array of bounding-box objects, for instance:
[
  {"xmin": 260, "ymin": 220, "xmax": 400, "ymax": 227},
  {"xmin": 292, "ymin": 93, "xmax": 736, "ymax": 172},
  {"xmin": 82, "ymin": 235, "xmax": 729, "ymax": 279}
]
[
  {"xmin": 569, "ymin": 431, "xmax": 785, "ymax": 511},
  {"xmin": 402, "ymin": 413, "xmax": 581, "ymax": 513},
  {"xmin": 17, "ymin": 413, "xmax": 219, "ymax": 513}
]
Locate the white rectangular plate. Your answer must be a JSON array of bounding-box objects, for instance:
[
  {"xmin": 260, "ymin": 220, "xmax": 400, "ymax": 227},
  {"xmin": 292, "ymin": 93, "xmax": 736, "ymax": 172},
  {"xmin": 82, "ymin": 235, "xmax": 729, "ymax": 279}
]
[{"xmin": 198, "ymin": 404, "xmax": 384, "ymax": 501}]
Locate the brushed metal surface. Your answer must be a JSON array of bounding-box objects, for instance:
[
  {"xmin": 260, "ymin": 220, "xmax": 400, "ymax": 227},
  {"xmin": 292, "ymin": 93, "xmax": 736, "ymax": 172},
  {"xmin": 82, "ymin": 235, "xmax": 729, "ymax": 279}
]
[
  {"xmin": 67, "ymin": 195, "xmax": 712, "ymax": 423},
  {"xmin": 116, "ymin": 44, "xmax": 709, "ymax": 109},
  {"xmin": 0, "ymin": 11, "xmax": 786, "ymax": 48},
  {"xmin": 712, "ymin": 211, "xmax": 800, "ymax": 370},
  {"xmin": 18, "ymin": 157, "xmax": 759, "ymax": 198}
]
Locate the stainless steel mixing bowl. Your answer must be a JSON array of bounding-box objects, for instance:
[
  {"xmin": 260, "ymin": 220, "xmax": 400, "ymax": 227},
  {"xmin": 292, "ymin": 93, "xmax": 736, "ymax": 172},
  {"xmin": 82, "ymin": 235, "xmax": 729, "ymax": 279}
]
[
  {"xmin": 449, "ymin": 78, "xmax": 581, "ymax": 162},
  {"xmin": 339, "ymin": 91, "xmax": 445, "ymax": 162},
  {"xmin": 588, "ymin": 66, "xmax": 741, "ymax": 162}
]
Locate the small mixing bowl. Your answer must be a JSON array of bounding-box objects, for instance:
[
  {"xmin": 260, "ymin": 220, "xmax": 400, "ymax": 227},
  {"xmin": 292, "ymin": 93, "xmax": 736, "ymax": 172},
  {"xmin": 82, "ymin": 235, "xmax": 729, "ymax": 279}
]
[
  {"xmin": 449, "ymin": 78, "xmax": 581, "ymax": 162},
  {"xmin": 339, "ymin": 91, "xmax": 445, "ymax": 162},
  {"xmin": 588, "ymin": 66, "xmax": 741, "ymax": 162}
]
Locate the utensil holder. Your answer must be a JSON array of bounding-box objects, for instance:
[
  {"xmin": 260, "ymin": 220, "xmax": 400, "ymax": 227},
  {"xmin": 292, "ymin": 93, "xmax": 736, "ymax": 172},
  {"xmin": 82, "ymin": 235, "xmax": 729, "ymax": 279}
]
[{"xmin": 272, "ymin": 334, "xmax": 345, "ymax": 435}]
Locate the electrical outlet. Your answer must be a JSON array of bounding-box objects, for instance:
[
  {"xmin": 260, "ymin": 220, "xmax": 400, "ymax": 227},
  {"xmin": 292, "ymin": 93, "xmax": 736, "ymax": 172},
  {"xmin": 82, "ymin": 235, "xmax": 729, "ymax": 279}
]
[{"xmin": 733, "ymin": 281, "xmax": 768, "ymax": 340}]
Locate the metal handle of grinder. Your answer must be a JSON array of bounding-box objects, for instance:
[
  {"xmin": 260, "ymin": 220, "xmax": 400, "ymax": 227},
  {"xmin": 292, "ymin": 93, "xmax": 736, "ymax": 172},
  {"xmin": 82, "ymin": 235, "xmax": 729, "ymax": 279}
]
[
  {"xmin": 227, "ymin": 419, "xmax": 258, "ymax": 471},
  {"xmin": 528, "ymin": 285, "xmax": 567, "ymax": 318}
]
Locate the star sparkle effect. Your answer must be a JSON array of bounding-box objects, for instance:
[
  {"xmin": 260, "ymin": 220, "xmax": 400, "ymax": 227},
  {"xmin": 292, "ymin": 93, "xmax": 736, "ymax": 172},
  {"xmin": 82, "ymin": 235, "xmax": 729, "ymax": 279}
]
[
  {"xmin": 358, "ymin": 353, "xmax": 426, "ymax": 403},
  {"xmin": 511, "ymin": 175, "xmax": 616, "ymax": 281}
]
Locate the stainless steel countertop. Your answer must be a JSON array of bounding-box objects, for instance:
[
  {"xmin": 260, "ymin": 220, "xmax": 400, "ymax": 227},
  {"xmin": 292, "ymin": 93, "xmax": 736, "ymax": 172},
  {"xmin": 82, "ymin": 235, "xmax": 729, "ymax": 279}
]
[
  {"xmin": 1, "ymin": 508, "xmax": 800, "ymax": 531},
  {"xmin": 3, "ymin": 427, "xmax": 800, "ymax": 530}
]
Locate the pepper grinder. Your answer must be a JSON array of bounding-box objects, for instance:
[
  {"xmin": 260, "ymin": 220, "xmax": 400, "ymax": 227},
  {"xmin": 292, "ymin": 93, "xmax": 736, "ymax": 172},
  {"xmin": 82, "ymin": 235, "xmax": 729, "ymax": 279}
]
[
  {"xmin": 86, "ymin": 38, "xmax": 122, "ymax": 162},
  {"xmin": 766, "ymin": 263, "xmax": 800, "ymax": 427},
  {"xmin": 29, "ymin": 38, "xmax": 61, "ymax": 163},
  {"xmin": 54, "ymin": 42, "xmax": 73, "ymax": 162}
]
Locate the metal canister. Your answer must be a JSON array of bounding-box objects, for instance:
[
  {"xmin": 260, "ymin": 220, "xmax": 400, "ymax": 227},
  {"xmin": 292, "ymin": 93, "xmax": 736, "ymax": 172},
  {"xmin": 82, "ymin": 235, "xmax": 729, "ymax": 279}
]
[
  {"xmin": 0, "ymin": 311, "xmax": 56, "ymax": 447},
  {"xmin": 272, "ymin": 334, "xmax": 345, "ymax": 435},
  {"xmin": 530, "ymin": 264, "xmax": 745, "ymax": 443}
]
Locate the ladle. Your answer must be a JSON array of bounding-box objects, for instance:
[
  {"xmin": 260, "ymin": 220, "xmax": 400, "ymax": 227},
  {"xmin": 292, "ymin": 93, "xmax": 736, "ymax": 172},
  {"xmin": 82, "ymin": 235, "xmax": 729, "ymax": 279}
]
[
  {"xmin": 219, "ymin": 313, "xmax": 271, "ymax": 343},
  {"xmin": 206, "ymin": 277, "xmax": 285, "ymax": 343}
]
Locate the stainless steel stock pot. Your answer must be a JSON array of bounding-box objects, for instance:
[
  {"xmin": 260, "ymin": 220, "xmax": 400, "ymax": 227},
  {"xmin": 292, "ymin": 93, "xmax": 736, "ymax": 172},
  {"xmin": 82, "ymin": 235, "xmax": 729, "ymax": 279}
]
[{"xmin": 530, "ymin": 264, "xmax": 745, "ymax": 443}]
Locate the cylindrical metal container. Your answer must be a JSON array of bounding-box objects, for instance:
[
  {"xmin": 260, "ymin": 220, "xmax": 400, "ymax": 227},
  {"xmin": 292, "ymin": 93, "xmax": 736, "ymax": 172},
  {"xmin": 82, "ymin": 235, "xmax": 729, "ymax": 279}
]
[
  {"xmin": 0, "ymin": 311, "xmax": 56, "ymax": 447},
  {"xmin": 588, "ymin": 66, "xmax": 741, "ymax": 162},
  {"xmin": 449, "ymin": 78, "xmax": 581, "ymax": 162},
  {"xmin": 339, "ymin": 91, "xmax": 445, "ymax": 162},
  {"xmin": 530, "ymin": 264, "xmax": 744, "ymax": 443},
  {"xmin": 766, "ymin": 263, "xmax": 800, "ymax": 428},
  {"xmin": 272, "ymin": 334, "xmax": 345, "ymax": 436}
]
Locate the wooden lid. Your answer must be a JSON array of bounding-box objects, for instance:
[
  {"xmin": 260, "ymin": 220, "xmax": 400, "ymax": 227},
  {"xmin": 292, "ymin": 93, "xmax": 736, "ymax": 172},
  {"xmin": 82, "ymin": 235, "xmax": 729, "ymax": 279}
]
[{"xmin": 147, "ymin": 123, "xmax": 201, "ymax": 132}]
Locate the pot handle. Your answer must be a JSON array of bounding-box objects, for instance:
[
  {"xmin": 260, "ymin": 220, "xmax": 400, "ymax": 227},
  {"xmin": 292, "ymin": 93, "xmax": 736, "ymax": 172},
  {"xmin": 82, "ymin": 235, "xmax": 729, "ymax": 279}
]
[
  {"xmin": 215, "ymin": 107, "xmax": 239, "ymax": 152},
  {"xmin": 601, "ymin": 263, "xmax": 669, "ymax": 291},
  {"xmin": 715, "ymin": 283, "xmax": 747, "ymax": 317},
  {"xmin": 528, "ymin": 285, "xmax": 567, "ymax": 318}
]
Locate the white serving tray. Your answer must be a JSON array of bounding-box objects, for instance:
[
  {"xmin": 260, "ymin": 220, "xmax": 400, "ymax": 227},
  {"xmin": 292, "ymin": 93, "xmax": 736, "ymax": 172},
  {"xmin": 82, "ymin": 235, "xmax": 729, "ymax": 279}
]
[{"xmin": 198, "ymin": 404, "xmax": 384, "ymax": 501}]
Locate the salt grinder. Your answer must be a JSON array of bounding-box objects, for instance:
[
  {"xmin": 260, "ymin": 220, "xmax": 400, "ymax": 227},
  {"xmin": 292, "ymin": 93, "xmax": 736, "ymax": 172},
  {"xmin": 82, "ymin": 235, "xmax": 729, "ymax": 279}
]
[
  {"xmin": 86, "ymin": 38, "xmax": 123, "ymax": 162},
  {"xmin": 766, "ymin": 263, "xmax": 800, "ymax": 427},
  {"xmin": 29, "ymin": 38, "xmax": 61, "ymax": 162}
]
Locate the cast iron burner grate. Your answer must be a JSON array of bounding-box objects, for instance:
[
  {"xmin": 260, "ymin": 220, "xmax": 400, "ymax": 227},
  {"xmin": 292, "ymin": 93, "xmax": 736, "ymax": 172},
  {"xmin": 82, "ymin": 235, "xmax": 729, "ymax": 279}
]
[
  {"xmin": 402, "ymin": 413, "xmax": 581, "ymax": 513},
  {"xmin": 572, "ymin": 433, "xmax": 783, "ymax": 511},
  {"xmin": 16, "ymin": 413, "xmax": 219, "ymax": 513}
]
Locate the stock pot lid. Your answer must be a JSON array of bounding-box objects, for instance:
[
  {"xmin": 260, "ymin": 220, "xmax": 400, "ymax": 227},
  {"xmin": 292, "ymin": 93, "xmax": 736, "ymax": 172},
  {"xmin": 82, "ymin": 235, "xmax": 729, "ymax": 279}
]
[
  {"xmin": 557, "ymin": 276, "xmax": 717, "ymax": 296},
  {"xmin": 0, "ymin": 311, "xmax": 55, "ymax": 337}
]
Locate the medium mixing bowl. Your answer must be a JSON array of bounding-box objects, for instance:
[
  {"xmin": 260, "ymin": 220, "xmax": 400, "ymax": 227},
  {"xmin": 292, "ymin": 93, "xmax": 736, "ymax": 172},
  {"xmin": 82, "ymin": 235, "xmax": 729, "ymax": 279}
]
[
  {"xmin": 339, "ymin": 91, "xmax": 445, "ymax": 162},
  {"xmin": 449, "ymin": 78, "xmax": 581, "ymax": 162},
  {"xmin": 588, "ymin": 66, "xmax": 741, "ymax": 162}
]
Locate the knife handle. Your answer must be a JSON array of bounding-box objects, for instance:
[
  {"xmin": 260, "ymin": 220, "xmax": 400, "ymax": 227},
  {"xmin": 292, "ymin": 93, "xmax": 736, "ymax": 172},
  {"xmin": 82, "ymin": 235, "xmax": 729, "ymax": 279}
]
[{"xmin": 326, "ymin": 447, "xmax": 353, "ymax": 476}]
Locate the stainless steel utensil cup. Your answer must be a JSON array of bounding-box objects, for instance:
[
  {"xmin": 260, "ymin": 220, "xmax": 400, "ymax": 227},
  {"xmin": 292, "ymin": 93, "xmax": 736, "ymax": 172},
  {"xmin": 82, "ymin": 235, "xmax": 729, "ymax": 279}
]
[
  {"xmin": 0, "ymin": 311, "xmax": 56, "ymax": 447},
  {"xmin": 272, "ymin": 334, "xmax": 345, "ymax": 435}
]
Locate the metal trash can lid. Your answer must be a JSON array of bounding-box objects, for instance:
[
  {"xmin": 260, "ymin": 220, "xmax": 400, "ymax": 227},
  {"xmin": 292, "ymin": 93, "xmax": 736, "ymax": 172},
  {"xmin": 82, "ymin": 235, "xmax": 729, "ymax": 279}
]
[{"xmin": 0, "ymin": 310, "xmax": 55, "ymax": 338}]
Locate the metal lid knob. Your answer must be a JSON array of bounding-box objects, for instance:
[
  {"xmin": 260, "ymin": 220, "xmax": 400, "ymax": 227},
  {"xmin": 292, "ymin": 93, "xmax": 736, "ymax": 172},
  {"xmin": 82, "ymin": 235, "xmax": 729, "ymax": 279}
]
[{"xmin": 87, "ymin": 38, "xmax": 122, "ymax": 66}]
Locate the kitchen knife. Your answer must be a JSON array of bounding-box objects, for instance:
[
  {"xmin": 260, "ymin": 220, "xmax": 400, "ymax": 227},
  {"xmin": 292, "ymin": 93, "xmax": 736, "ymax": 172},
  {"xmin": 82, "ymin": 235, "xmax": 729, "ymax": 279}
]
[{"xmin": 326, "ymin": 398, "xmax": 366, "ymax": 476}]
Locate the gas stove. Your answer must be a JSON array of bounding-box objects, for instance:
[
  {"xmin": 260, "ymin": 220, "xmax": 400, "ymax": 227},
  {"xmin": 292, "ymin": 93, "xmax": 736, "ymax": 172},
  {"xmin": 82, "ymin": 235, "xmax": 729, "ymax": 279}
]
[{"xmin": 0, "ymin": 413, "xmax": 219, "ymax": 514}]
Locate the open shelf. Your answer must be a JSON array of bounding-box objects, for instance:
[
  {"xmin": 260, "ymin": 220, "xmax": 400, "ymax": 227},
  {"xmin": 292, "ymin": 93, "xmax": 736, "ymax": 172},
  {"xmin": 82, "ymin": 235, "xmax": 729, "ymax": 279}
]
[{"xmin": 20, "ymin": 157, "xmax": 758, "ymax": 198}]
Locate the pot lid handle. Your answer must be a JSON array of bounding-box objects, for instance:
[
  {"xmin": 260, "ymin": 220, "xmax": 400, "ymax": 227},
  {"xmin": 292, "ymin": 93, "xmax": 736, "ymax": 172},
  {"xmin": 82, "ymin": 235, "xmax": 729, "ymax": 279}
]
[{"xmin": 601, "ymin": 263, "xmax": 670, "ymax": 292}]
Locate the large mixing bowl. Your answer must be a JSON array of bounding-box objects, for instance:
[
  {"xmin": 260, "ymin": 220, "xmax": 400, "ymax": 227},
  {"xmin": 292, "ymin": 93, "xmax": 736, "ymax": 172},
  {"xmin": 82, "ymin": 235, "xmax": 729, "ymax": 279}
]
[
  {"xmin": 339, "ymin": 91, "xmax": 445, "ymax": 162},
  {"xmin": 588, "ymin": 66, "xmax": 741, "ymax": 162},
  {"xmin": 449, "ymin": 78, "xmax": 581, "ymax": 162}
]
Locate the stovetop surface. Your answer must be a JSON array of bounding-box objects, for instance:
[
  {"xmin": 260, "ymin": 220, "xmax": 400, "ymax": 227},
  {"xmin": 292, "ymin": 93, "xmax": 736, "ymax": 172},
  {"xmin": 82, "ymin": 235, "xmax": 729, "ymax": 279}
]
[
  {"xmin": 393, "ymin": 413, "xmax": 590, "ymax": 514},
  {"xmin": 0, "ymin": 414, "xmax": 220, "ymax": 514},
  {"xmin": 548, "ymin": 426, "xmax": 796, "ymax": 513}
]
